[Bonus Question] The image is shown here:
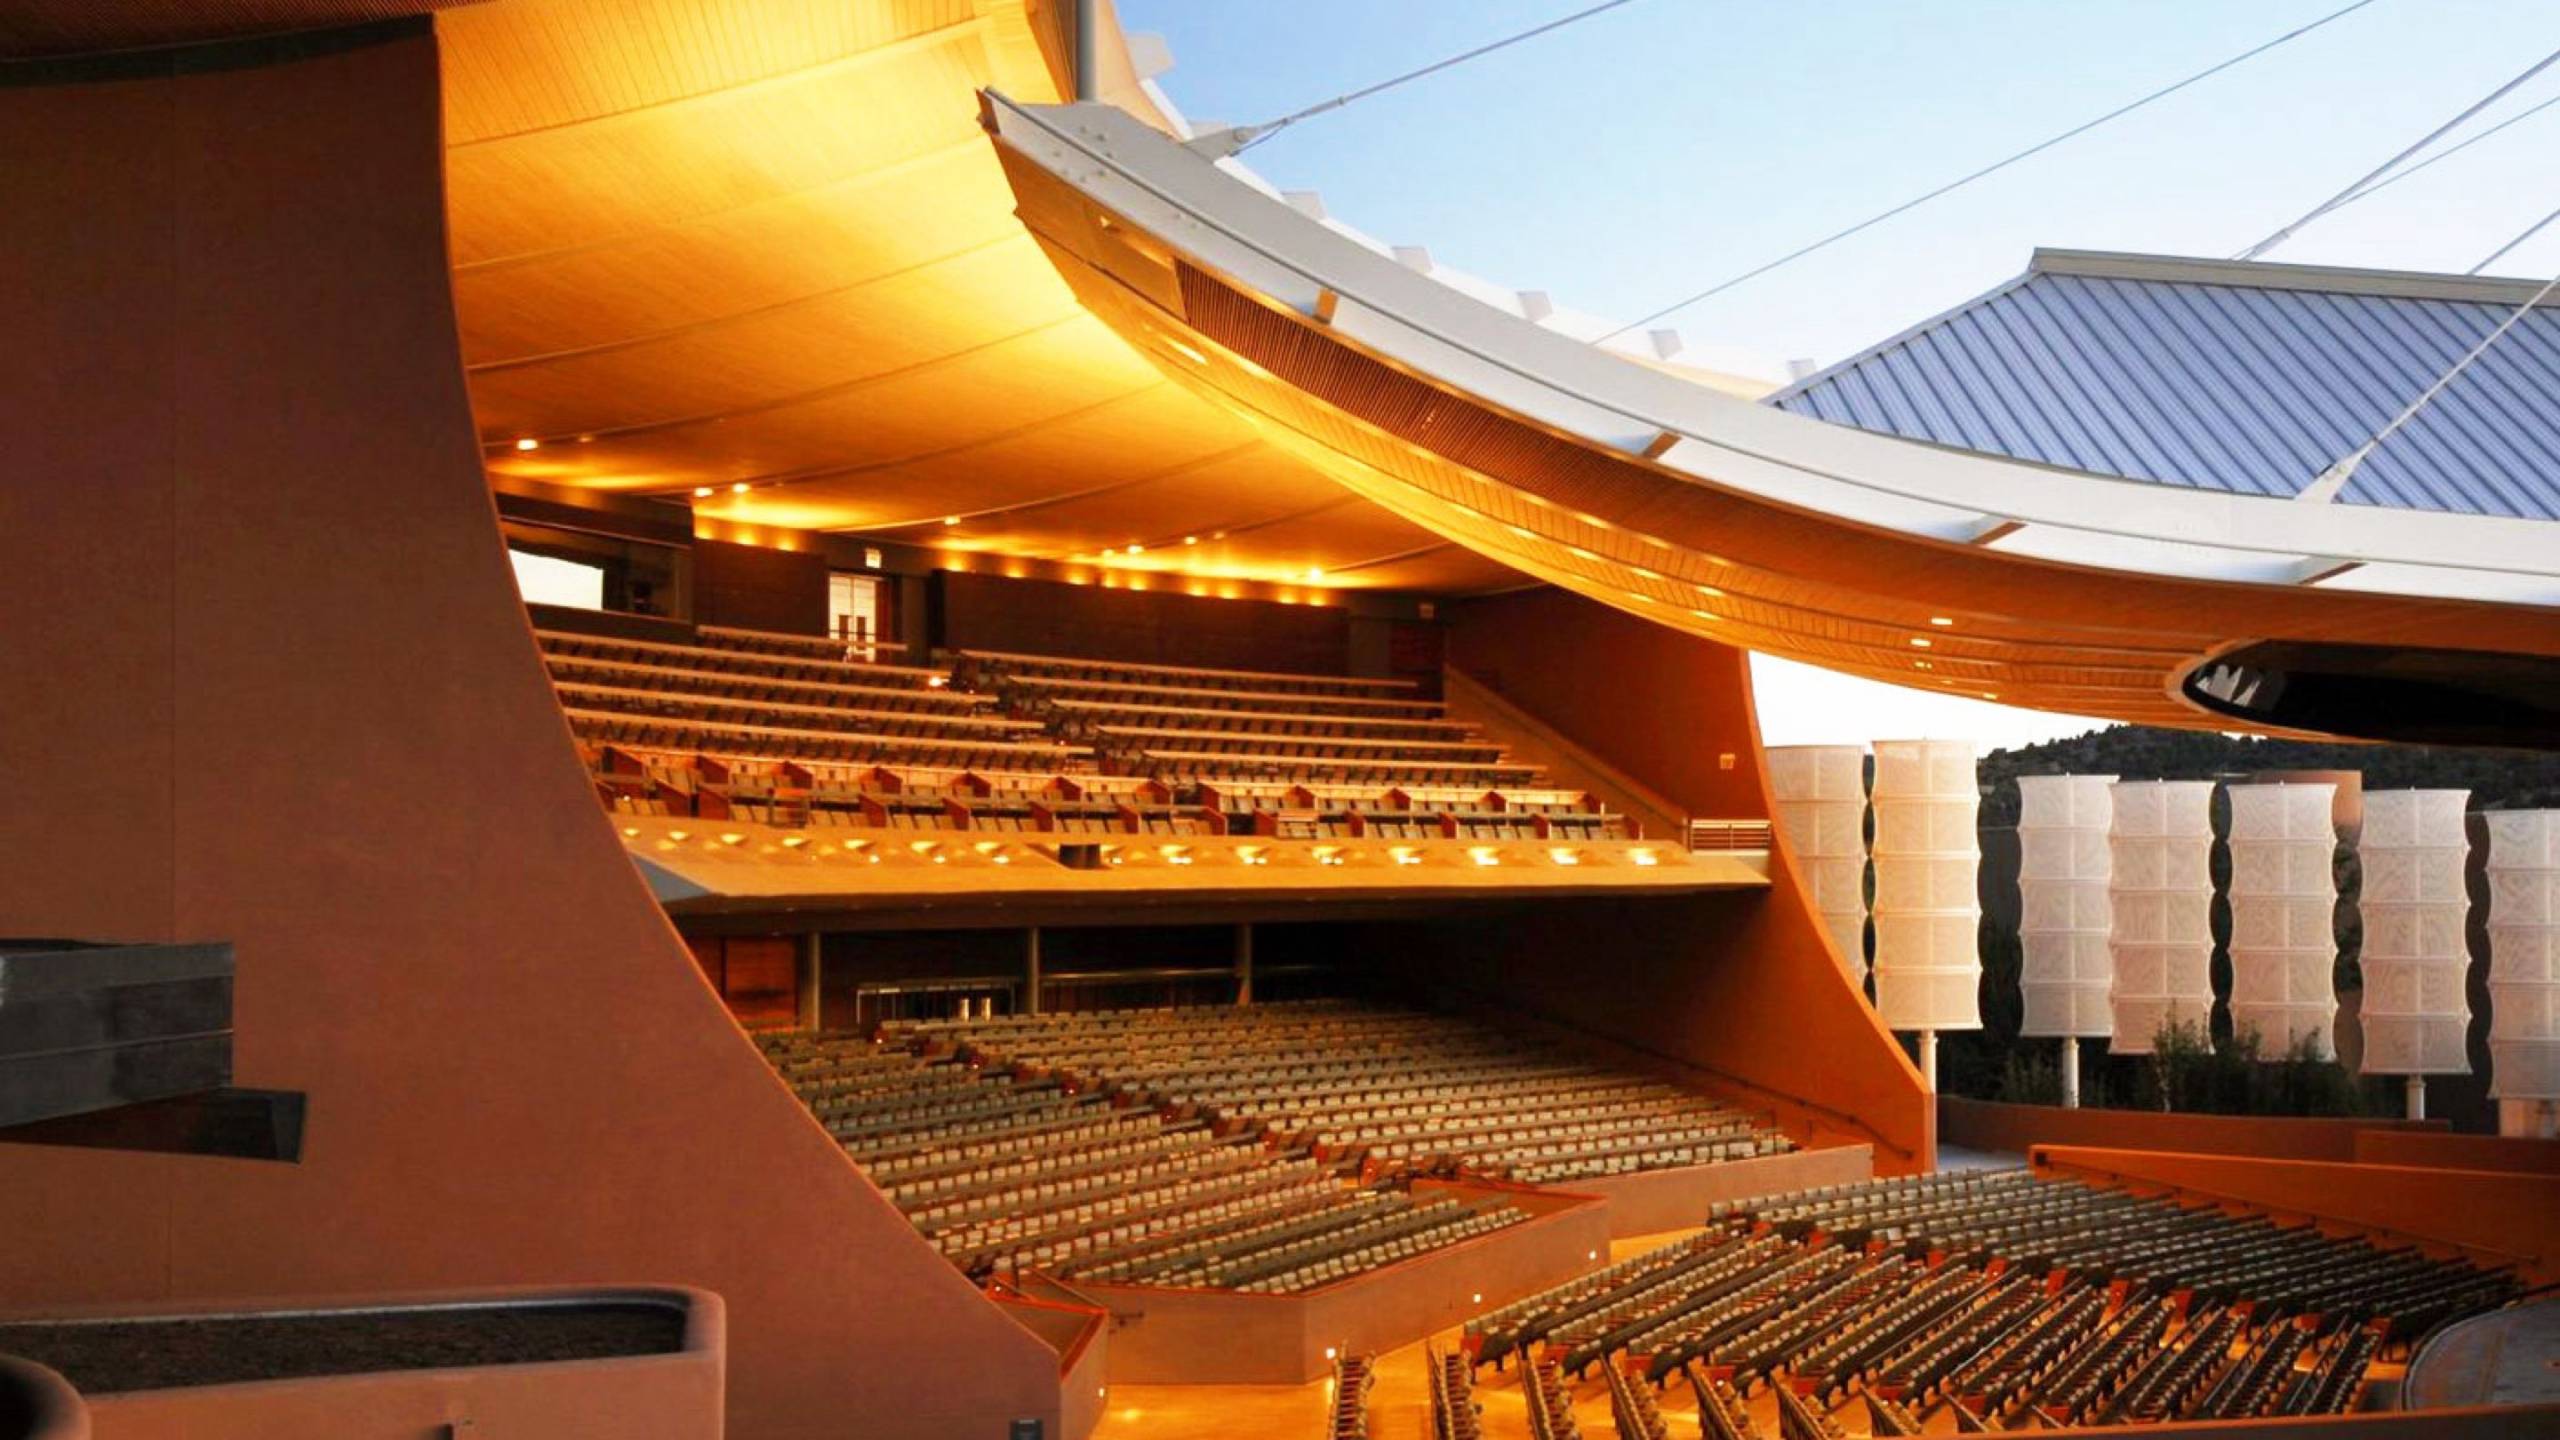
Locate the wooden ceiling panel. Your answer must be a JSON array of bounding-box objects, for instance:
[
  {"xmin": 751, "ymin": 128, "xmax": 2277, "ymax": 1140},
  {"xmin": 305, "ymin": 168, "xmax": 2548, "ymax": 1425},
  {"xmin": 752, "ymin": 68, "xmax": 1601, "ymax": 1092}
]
[
  {"xmin": 436, "ymin": 0, "xmax": 1548, "ymax": 595},
  {"xmin": 452, "ymin": 143, "xmax": 1018, "ymax": 362},
  {"xmin": 444, "ymin": 35, "xmax": 993, "ymax": 264},
  {"xmin": 435, "ymin": 0, "xmax": 975, "ymax": 142},
  {"xmin": 465, "ymin": 238, "xmax": 1079, "ymax": 436}
]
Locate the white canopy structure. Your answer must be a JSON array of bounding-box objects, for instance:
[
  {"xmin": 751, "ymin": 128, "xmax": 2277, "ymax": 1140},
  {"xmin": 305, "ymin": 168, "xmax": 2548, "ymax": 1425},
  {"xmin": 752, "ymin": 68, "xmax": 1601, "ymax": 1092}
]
[
  {"xmin": 2359, "ymin": 789, "xmax": 2475, "ymax": 1119},
  {"xmin": 2226, "ymin": 783, "xmax": 2340, "ymax": 1060},
  {"xmin": 2016, "ymin": 774, "xmax": 2117, "ymax": 1106},
  {"xmin": 1766, "ymin": 744, "xmax": 1870, "ymax": 987},
  {"xmin": 1870, "ymin": 739, "xmax": 1981, "ymax": 1084},
  {"xmin": 2486, "ymin": 809, "xmax": 2560, "ymax": 1137},
  {"xmin": 2106, "ymin": 781, "xmax": 2217, "ymax": 1056}
]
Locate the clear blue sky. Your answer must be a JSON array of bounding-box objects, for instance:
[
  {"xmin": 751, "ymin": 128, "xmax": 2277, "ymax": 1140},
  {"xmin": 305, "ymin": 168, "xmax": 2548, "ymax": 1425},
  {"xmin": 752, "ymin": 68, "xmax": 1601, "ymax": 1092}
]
[{"xmin": 1119, "ymin": 0, "xmax": 2560, "ymax": 749}]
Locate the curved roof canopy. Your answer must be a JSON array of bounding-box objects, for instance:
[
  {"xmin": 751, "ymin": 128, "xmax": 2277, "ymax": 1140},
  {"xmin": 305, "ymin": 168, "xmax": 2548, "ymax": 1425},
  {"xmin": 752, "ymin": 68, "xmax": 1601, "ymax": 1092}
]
[{"xmin": 984, "ymin": 95, "xmax": 2560, "ymax": 740}]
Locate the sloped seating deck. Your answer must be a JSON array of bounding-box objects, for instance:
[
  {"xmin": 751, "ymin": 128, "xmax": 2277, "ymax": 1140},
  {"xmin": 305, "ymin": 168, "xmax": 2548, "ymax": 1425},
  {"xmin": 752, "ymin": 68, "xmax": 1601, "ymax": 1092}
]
[
  {"xmin": 894, "ymin": 1000, "xmax": 1792, "ymax": 1187},
  {"xmin": 544, "ymin": 653, "xmax": 993, "ymax": 714},
  {"xmin": 953, "ymin": 647, "xmax": 1417, "ymax": 700},
  {"xmin": 1464, "ymin": 1167, "xmax": 2521, "ymax": 1428},
  {"xmin": 535, "ymin": 628, "xmax": 949, "ymax": 690},
  {"xmin": 563, "ymin": 709, "xmax": 1090, "ymax": 768},
  {"xmin": 554, "ymin": 681, "xmax": 1044, "ymax": 740},
  {"xmin": 1042, "ymin": 696, "xmax": 1479, "ymax": 740},
  {"xmin": 697, "ymin": 623, "xmax": 906, "ymax": 659},
  {"xmin": 750, "ymin": 1029, "xmax": 1526, "ymax": 1295}
]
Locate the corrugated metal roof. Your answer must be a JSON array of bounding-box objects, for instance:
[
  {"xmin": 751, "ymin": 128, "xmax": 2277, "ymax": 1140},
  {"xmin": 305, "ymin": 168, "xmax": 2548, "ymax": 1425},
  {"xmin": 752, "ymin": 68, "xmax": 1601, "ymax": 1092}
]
[{"xmin": 1769, "ymin": 250, "xmax": 2560, "ymax": 521}]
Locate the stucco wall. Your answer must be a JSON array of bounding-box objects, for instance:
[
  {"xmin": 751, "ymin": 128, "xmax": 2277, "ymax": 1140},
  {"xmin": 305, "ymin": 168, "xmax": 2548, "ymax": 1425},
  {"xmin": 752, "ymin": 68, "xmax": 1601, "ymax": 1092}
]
[{"xmin": 0, "ymin": 25, "xmax": 1062, "ymax": 1440}]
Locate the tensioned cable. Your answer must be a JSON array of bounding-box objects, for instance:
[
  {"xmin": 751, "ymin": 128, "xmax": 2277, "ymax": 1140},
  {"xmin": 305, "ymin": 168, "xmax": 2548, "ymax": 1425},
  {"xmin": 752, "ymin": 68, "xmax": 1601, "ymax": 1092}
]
[
  {"xmin": 2307, "ymin": 89, "xmax": 2560, "ymax": 221},
  {"xmin": 2237, "ymin": 44, "xmax": 2560, "ymax": 260},
  {"xmin": 2470, "ymin": 200, "xmax": 2560, "ymax": 275},
  {"xmin": 1595, "ymin": 0, "xmax": 2382, "ymax": 342},
  {"xmin": 2298, "ymin": 267, "xmax": 2560, "ymax": 501},
  {"xmin": 1227, "ymin": 0, "xmax": 1647, "ymax": 155}
]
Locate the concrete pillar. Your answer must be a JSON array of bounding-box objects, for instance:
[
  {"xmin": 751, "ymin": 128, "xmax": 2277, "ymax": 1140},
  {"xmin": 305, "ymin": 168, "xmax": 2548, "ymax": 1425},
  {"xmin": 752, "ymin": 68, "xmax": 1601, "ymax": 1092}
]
[
  {"xmin": 798, "ymin": 932, "xmax": 823, "ymax": 1032},
  {"xmin": 2405, "ymin": 1075, "xmax": 2427, "ymax": 1122},
  {"xmin": 1916, "ymin": 1030, "xmax": 1938, "ymax": 1092},
  {"xmin": 1235, "ymin": 923, "xmax": 1254, "ymax": 1005},
  {"xmin": 1025, "ymin": 927, "xmax": 1043, "ymax": 1015},
  {"xmin": 2059, "ymin": 1038, "xmax": 2081, "ymax": 1109}
]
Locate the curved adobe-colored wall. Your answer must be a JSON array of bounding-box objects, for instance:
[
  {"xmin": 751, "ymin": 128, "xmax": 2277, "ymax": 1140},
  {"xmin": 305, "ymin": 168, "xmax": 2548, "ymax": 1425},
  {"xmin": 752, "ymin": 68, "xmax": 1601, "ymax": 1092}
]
[
  {"xmin": 1941, "ymin": 1096, "xmax": 2448, "ymax": 1163},
  {"xmin": 1434, "ymin": 589, "xmax": 1932, "ymax": 1170},
  {"xmin": 0, "ymin": 25, "xmax": 1066, "ymax": 1440},
  {"xmin": 2033, "ymin": 1146, "xmax": 2560, "ymax": 1284}
]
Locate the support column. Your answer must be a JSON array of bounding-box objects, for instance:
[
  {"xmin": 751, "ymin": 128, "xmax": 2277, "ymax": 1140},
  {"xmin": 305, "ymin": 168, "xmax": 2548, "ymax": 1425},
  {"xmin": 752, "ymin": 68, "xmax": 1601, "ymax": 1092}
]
[
  {"xmin": 1235, "ymin": 923, "xmax": 1254, "ymax": 1005},
  {"xmin": 798, "ymin": 932, "xmax": 823, "ymax": 1032},
  {"xmin": 2405, "ymin": 1075, "xmax": 2427, "ymax": 1122},
  {"xmin": 1074, "ymin": 0, "xmax": 1103, "ymax": 102},
  {"xmin": 1917, "ymin": 1030, "xmax": 1938, "ymax": 1092},
  {"xmin": 1024, "ymin": 927, "xmax": 1043, "ymax": 1015},
  {"xmin": 2058, "ymin": 1038, "xmax": 2081, "ymax": 1109}
]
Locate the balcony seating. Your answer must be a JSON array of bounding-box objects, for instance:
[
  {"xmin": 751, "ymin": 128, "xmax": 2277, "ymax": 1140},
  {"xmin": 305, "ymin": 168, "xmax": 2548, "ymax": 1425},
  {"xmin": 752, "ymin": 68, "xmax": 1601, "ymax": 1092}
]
[
  {"xmin": 538, "ymin": 628, "xmax": 947, "ymax": 691},
  {"xmin": 895, "ymin": 1000, "xmax": 1790, "ymax": 1188},
  {"xmin": 1470, "ymin": 1167, "xmax": 2518, "ymax": 1431},
  {"xmin": 532, "ymin": 620, "xmax": 1633, "ymax": 841},
  {"xmin": 752, "ymin": 1028, "xmax": 1525, "ymax": 1294},
  {"xmin": 953, "ymin": 648, "xmax": 1418, "ymax": 701}
]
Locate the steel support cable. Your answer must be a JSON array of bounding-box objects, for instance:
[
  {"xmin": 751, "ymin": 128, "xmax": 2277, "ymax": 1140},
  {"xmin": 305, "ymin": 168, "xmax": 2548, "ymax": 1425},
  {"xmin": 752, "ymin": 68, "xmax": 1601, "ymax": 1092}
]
[
  {"xmin": 2308, "ymin": 89, "xmax": 2560, "ymax": 221},
  {"xmin": 2298, "ymin": 266, "xmax": 2560, "ymax": 500},
  {"xmin": 2237, "ymin": 43, "xmax": 2560, "ymax": 259},
  {"xmin": 1219, "ymin": 0, "xmax": 1649, "ymax": 155},
  {"xmin": 1596, "ymin": 0, "xmax": 2384, "ymax": 342},
  {"xmin": 2470, "ymin": 200, "xmax": 2560, "ymax": 274}
]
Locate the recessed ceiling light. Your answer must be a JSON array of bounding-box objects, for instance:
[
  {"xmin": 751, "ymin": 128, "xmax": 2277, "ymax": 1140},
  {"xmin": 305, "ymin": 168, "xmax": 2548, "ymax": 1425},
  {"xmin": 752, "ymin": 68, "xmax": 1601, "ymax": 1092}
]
[
  {"xmin": 1305, "ymin": 567, "xmax": 1324, "ymax": 582},
  {"xmin": 731, "ymin": 482, "xmax": 750, "ymax": 494},
  {"xmin": 513, "ymin": 437, "xmax": 539, "ymax": 452},
  {"xmin": 693, "ymin": 486, "xmax": 715, "ymax": 498},
  {"xmin": 1125, "ymin": 543, "xmax": 1144, "ymax": 555},
  {"xmin": 1182, "ymin": 535, "xmax": 1198, "ymax": 545},
  {"xmin": 1930, "ymin": 616, "xmax": 1955, "ymax": 627},
  {"xmin": 943, "ymin": 515, "xmax": 961, "ymax": 526},
  {"xmin": 1909, "ymin": 637, "xmax": 1933, "ymax": 648}
]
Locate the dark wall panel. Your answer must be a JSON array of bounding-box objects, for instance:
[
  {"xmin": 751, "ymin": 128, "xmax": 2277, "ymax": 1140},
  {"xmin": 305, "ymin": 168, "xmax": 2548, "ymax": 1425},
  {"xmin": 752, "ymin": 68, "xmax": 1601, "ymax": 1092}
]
[
  {"xmin": 694, "ymin": 536, "xmax": 827, "ymax": 635},
  {"xmin": 935, "ymin": 571, "xmax": 1354, "ymax": 674}
]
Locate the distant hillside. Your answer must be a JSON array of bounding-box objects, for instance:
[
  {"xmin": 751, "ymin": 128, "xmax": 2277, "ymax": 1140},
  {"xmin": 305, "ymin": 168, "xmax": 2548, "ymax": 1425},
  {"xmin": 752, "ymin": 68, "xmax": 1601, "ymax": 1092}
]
[{"xmin": 1976, "ymin": 726, "xmax": 2560, "ymax": 825}]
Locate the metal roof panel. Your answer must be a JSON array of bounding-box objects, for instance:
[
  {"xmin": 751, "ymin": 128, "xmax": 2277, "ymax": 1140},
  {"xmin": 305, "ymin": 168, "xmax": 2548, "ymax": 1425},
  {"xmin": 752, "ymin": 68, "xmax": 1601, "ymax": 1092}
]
[{"xmin": 1772, "ymin": 255, "xmax": 2560, "ymax": 521}]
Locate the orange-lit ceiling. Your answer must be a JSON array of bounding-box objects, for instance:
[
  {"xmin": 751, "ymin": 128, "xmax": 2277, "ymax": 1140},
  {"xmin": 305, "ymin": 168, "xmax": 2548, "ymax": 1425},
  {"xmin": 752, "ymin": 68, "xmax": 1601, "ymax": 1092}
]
[{"xmin": 428, "ymin": 0, "xmax": 1523, "ymax": 595}]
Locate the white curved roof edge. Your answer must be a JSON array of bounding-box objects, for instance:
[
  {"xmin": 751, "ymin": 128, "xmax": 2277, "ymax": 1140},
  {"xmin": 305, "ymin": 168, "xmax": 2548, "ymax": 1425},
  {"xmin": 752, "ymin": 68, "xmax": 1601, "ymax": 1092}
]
[
  {"xmin": 988, "ymin": 96, "xmax": 2560, "ymax": 605},
  {"xmin": 1198, "ymin": 151, "xmax": 1777, "ymax": 385}
]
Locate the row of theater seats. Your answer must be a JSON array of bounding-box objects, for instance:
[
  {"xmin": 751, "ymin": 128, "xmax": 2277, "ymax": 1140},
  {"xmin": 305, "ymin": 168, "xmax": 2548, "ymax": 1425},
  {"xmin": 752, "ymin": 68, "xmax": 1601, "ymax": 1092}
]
[
  {"xmin": 1463, "ymin": 1168, "xmax": 2519, "ymax": 1433},
  {"xmin": 890, "ymin": 999, "xmax": 1791, "ymax": 1187},
  {"xmin": 534, "ymin": 623, "xmax": 1629, "ymax": 839},
  {"xmin": 752, "ymin": 1028, "xmax": 1525, "ymax": 1294}
]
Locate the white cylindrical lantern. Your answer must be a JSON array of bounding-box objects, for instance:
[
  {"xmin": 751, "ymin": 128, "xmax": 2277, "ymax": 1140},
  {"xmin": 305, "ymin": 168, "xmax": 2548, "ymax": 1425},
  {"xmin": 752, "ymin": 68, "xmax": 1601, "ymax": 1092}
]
[
  {"xmin": 2107, "ymin": 780, "xmax": 2216, "ymax": 1055},
  {"xmin": 2225, "ymin": 783, "xmax": 2339, "ymax": 1059},
  {"xmin": 1767, "ymin": 744, "xmax": 1870, "ymax": 986},
  {"xmin": 1870, "ymin": 739, "xmax": 1981, "ymax": 1039},
  {"xmin": 2485, "ymin": 810, "xmax": 2560, "ymax": 1116},
  {"xmin": 2016, "ymin": 775, "xmax": 2116, "ymax": 1040},
  {"xmin": 2359, "ymin": 790, "xmax": 2473, "ymax": 1101}
]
